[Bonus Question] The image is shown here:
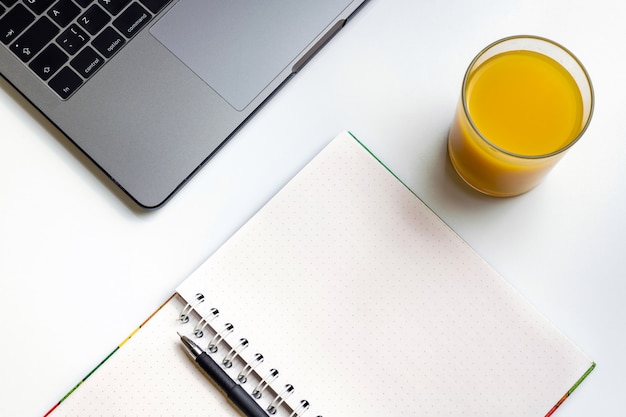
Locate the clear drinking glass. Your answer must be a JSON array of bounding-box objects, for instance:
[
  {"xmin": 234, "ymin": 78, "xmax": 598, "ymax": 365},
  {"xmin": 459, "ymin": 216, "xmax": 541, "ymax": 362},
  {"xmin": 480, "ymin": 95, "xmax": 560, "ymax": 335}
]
[{"xmin": 447, "ymin": 35, "xmax": 594, "ymax": 197}]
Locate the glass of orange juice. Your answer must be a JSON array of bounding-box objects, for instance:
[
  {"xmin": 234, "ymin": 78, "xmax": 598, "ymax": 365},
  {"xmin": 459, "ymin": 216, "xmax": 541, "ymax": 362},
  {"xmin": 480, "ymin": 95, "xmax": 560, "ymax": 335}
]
[{"xmin": 447, "ymin": 35, "xmax": 594, "ymax": 197}]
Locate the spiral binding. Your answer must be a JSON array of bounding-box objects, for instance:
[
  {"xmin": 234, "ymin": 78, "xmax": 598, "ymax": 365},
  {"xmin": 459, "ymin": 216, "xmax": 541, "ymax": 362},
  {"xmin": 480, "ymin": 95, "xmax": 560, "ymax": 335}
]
[
  {"xmin": 207, "ymin": 323, "xmax": 234, "ymax": 353},
  {"xmin": 193, "ymin": 307, "xmax": 218, "ymax": 338},
  {"xmin": 178, "ymin": 293, "xmax": 314, "ymax": 417},
  {"xmin": 179, "ymin": 293, "xmax": 204, "ymax": 323},
  {"xmin": 289, "ymin": 400, "xmax": 310, "ymax": 417},
  {"xmin": 223, "ymin": 338, "xmax": 249, "ymax": 368},
  {"xmin": 267, "ymin": 384, "xmax": 294, "ymax": 414},
  {"xmin": 238, "ymin": 353, "xmax": 264, "ymax": 384},
  {"xmin": 252, "ymin": 368, "xmax": 279, "ymax": 399}
]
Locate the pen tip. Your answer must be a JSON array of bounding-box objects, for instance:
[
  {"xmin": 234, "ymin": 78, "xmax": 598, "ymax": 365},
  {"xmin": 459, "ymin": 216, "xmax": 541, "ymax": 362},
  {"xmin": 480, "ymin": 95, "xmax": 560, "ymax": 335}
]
[{"xmin": 179, "ymin": 332, "xmax": 203, "ymax": 359}]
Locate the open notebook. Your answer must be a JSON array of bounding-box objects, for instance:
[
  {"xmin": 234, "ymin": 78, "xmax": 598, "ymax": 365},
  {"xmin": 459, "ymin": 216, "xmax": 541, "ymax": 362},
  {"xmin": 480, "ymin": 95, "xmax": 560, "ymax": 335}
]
[{"xmin": 47, "ymin": 131, "xmax": 594, "ymax": 417}]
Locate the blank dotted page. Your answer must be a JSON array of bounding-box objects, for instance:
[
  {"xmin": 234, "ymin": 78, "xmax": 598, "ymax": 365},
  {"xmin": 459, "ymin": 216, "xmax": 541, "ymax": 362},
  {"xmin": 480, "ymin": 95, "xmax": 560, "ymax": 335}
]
[
  {"xmin": 177, "ymin": 132, "xmax": 593, "ymax": 417},
  {"xmin": 53, "ymin": 132, "xmax": 593, "ymax": 417},
  {"xmin": 52, "ymin": 296, "xmax": 241, "ymax": 416}
]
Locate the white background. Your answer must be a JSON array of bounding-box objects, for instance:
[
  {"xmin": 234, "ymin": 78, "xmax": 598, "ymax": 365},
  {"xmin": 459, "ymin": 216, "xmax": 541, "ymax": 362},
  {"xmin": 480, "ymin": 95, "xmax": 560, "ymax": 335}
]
[{"xmin": 1, "ymin": 1, "xmax": 624, "ymax": 416}]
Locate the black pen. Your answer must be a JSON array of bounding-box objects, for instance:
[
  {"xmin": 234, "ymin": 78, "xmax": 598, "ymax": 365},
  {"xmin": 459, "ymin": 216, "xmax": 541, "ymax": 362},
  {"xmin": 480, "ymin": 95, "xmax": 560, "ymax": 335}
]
[{"xmin": 179, "ymin": 334, "xmax": 268, "ymax": 417}]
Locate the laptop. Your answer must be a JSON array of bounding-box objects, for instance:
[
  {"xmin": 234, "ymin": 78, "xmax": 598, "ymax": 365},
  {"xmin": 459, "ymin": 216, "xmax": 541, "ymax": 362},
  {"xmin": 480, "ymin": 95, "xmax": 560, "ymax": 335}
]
[{"xmin": 0, "ymin": 0, "xmax": 368, "ymax": 208}]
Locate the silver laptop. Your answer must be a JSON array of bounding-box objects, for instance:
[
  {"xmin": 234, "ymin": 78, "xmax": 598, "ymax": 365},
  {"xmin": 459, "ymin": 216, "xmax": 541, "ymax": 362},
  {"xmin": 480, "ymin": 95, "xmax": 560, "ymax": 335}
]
[{"xmin": 0, "ymin": 0, "xmax": 368, "ymax": 208}]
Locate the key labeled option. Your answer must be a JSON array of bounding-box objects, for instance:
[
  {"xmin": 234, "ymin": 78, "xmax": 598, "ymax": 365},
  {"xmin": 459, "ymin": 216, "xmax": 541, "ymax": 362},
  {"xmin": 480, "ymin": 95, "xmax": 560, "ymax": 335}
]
[{"xmin": 92, "ymin": 26, "xmax": 125, "ymax": 58}]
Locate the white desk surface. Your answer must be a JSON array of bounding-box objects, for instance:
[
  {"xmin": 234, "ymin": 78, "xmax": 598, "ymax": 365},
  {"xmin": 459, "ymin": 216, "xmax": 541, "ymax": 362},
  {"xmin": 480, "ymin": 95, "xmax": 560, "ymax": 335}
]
[{"xmin": 1, "ymin": 1, "xmax": 624, "ymax": 416}]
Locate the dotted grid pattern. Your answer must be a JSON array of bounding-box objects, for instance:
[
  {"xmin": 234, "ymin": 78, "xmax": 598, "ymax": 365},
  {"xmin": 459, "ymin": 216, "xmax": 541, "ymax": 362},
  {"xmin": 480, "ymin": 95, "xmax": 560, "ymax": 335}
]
[
  {"xmin": 53, "ymin": 132, "xmax": 592, "ymax": 416},
  {"xmin": 177, "ymin": 132, "xmax": 592, "ymax": 417},
  {"xmin": 52, "ymin": 295, "xmax": 240, "ymax": 416}
]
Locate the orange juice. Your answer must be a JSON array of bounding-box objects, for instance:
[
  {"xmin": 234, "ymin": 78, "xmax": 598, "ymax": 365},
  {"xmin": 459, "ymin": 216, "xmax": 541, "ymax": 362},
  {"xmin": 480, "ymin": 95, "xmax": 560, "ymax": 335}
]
[
  {"xmin": 468, "ymin": 50, "xmax": 583, "ymax": 155},
  {"xmin": 448, "ymin": 37, "xmax": 592, "ymax": 197}
]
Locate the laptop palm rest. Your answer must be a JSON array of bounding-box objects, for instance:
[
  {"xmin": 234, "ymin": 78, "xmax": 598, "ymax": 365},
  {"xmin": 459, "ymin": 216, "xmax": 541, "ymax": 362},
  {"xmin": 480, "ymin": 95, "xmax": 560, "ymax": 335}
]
[{"xmin": 150, "ymin": 0, "xmax": 353, "ymax": 111}]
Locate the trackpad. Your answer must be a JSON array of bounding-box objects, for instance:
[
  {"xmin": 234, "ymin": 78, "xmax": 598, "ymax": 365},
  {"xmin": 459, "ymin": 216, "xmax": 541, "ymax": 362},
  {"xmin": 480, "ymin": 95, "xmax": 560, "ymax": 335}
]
[{"xmin": 151, "ymin": 0, "xmax": 351, "ymax": 110}]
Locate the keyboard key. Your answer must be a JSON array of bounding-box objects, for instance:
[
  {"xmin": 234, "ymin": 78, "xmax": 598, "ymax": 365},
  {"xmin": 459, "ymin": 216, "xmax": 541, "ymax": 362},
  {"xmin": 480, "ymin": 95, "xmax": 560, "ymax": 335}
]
[
  {"xmin": 28, "ymin": 43, "xmax": 68, "ymax": 80},
  {"xmin": 113, "ymin": 2, "xmax": 149, "ymax": 38},
  {"xmin": 56, "ymin": 23, "xmax": 89, "ymax": 55},
  {"xmin": 10, "ymin": 16, "xmax": 59, "ymax": 62},
  {"xmin": 3, "ymin": 0, "xmax": 168, "ymax": 99},
  {"xmin": 48, "ymin": 0, "xmax": 81, "ymax": 27},
  {"xmin": 78, "ymin": 4, "xmax": 110, "ymax": 35},
  {"xmin": 49, "ymin": 66, "xmax": 82, "ymax": 98},
  {"xmin": 0, "ymin": 4, "xmax": 34, "ymax": 45},
  {"xmin": 92, "ymin": 26, "xmax": 124, "ymax": 58},
  {"xmin": 98, "ymin": 0, "xmax": 130, "ymax": 15},
  {"xmin": 73, "ymin": 0, "xmax": 92, "ymax": 7},
  {"xmin": 23, "ymin": 0, "xmax": 55, "ymax": 15},
  {"xmin": 138, "ymin": 0, "xmax": 170, "ymax": 14},
  {"xmin": 70, "ymin": 45, "xmax": 103, "ymax": 78}
]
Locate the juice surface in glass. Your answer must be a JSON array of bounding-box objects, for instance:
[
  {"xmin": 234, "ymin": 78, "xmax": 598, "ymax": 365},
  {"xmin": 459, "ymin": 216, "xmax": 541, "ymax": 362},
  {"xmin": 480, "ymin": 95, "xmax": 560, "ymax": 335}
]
[
  {"xmin": 448, "ymin": 46, "xmax": 586, "ymax": 197},
  {"xmin": 467, "ymin": 50, "xmax": 583, "ymax": 156}
]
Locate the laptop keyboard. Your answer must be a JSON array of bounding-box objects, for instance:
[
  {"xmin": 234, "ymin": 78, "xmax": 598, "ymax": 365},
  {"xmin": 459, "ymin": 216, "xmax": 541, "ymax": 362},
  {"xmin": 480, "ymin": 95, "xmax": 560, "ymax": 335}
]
[{"xmin": 0, "ymin": 0, "xmax": 172, "ymax": 99}]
